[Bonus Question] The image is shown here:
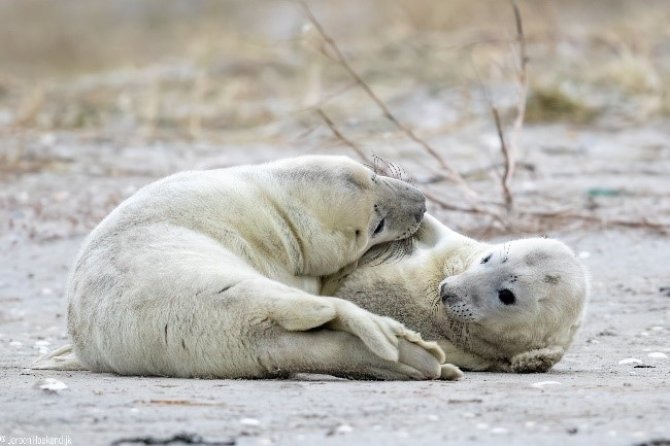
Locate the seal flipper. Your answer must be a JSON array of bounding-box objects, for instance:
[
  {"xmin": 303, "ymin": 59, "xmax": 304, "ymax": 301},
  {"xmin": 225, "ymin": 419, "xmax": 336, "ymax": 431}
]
[{"xmin": 32, "ymin": 344, "xmax": 87, "ymax": 371}]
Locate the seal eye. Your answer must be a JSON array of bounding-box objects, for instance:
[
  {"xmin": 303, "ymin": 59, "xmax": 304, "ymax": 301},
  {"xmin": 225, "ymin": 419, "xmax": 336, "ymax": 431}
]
[
  {"xmin": 498, "ymin": 289, "xmax": 515, "ymax": 305},
  {"xmin": 373, "ymin": 218, "xmax": 386, "ymax": 236},
  {"xmin": 481, "ymin": 253, "xmax": 492, "ymax": 264}
]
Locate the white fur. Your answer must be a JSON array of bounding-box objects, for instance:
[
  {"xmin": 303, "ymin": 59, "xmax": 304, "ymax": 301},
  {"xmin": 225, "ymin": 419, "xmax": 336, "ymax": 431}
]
[
  {"xmin": 34, "ymin": 156, "xmax": 449, "ymax": 380},
  {"xmin": 323, "ymin": 214, "xmax": 589, "ymax": 373}
]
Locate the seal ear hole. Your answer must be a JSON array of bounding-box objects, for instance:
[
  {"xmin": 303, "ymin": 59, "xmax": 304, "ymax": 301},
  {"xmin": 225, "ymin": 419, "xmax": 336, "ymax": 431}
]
[
  {"xmin": 498, "ymin": 289, "xmax": 515, "ymax": 305},
  {"xmin": 355, "ymin": 229, "xmax": 361, "ymax": 237}
]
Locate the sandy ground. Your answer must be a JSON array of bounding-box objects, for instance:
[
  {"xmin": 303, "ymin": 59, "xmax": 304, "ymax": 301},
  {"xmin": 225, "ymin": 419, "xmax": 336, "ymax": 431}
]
[{"xmin": 1, "ymin": 119, "xmax": 669, "ymax": 446}]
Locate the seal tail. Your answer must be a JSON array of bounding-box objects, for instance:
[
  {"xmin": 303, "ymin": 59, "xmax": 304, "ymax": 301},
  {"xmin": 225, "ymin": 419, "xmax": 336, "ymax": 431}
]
[{"xmin": 32, "ymin": 344, "xmax": 87, "ymax": 371}]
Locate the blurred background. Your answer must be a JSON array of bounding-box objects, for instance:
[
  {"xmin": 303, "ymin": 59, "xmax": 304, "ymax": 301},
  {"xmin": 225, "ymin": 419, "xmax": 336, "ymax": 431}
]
[{"xmin": 1, "ymin": 0, "xmax": 669, "ymax": 239}]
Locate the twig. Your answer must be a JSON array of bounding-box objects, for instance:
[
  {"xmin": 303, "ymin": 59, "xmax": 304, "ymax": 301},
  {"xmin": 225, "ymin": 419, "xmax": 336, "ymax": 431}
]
[
  {"xmin": 507, "ymin": 0, "xmax": 528, "ymax": 196},
  {"xmin": 491, "ymin": 106, "xmax": 514, "ymax": 210},
  {"xmin": 424, "ymin": 191, "xmax": 506, "ymax": 226},
  {"xmin": 296, "ymin": 1, "xmax": 476, "ymax": 198},
  {"xmin": 518, "ymin": 209, "xmax": 670, "ymax": 235},
  {"xmin": 316, "ymin": 108, "xmax": 369, "ymax": 163}
]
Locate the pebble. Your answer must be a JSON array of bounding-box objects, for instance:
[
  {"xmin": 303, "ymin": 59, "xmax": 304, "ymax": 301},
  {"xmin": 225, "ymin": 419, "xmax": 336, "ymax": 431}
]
[
  {"xmin": 427, "ymin": 415, "xmax": 439, "ymax": 421},
  {"xmin": 34, "ymin": 378, "xmax": 67, "ymax": 393},
  {"xmin": 618, "ymin": 358, "xmax": 642, "ymax": 365},
  {"xmin": 476, "ymin": 423, "xmax": 489, "ymax": 430},
  {"xmin": 240, "ymin": 418, "xmax": 261, "ymax": 427},
  {"xmin": 531, "ymin": 381, "xmax": 561, "ymax": 388},
  {"xmin": 648, "ymin": 352, "xmax": 668, "ymax": 359},
  {"xmin": 331, "ymin": 424, "xmax": 352, "ymax": 435},
  {"xmin": 491, "ymin": 427, "xmax": 508, "ymax": 435},
  {"xmin": 9, "ymin": 341, "xmax": 23, "ymax": 347}
]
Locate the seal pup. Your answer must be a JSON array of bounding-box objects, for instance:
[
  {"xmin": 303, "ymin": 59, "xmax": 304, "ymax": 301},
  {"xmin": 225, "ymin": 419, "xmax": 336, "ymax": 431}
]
[
  {"xmin": 323, "ymin": 214, "xmax": 589, "ymax": 372},
  {"xmin": 35, "ymin": 156, "xmax": 454, "ymax": 380}
]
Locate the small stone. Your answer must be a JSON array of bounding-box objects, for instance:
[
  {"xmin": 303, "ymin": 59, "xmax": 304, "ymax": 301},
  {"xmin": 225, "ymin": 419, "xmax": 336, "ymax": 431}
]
[
  {"xmin": 240, "ymin": 418, "xmax": 261, "ymax": 427},
  {"xmin": 9, "ymin": 341, "xmax": 22, "ymax": 347},
  {"xmin": 476, "ymin": 423, "xmax": 489, "ymax": 430},
  {"xmin": 427, "ymin": 415, "xmax": 439, "ymax": 421},
  {"xmin": 648, "ymin": 352, "xmax": 668, "ymax": 359},
  {"xmin": 333, "ymin": 424, "xmax": 353, "ymax": 435},
  {"xmin": 491, "ymin": 427, "xmax": 508, "ymax": 435},
  {"xmin": 34, "ymin": 378, "xmax": 67, "ymax": 393},
  {"xmin": 618, "ymin": 358, "xmax": 642, "ymax": 365}
]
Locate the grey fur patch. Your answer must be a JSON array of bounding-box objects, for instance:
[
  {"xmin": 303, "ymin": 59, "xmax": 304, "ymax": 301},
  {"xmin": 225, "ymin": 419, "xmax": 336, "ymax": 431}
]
[
  {"xmin": 543, "ymin": 274, "xmax": 560, "ymax": 284},
  {"xmin": 275, "ymin": 166, "xmax": 367, "ymax": 191},
  {"xmin": 525, "ymin": 251, "xmax": 551, "ymax": 266}
]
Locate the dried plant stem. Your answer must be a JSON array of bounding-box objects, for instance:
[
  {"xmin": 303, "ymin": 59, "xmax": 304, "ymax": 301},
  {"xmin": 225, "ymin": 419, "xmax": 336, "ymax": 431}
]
[
  {"xmin": 491, "ymin": 106, "xmax": 514, "ymax": 210},
  {"xmin": 519, "ymin": 209, "xmax": 670, "ymax": 235},
  {"xmin": 424, "ymin": 191, "xmax": 506, "ymax": 225},
  {"xmin": 316, "ymin": 108, "xmax": 369, "ymax": 163},
  {"xmin": 507, "ymin": 0, "xmax": 528, "ymax": 196},
  {"xmin": 297, "ymin": 1, "xmax": 476, "ymax": 198}
]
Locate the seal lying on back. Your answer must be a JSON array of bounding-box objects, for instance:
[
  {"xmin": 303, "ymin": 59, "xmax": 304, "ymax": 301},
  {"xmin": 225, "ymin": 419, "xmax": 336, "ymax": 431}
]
[
  {"xmin": 323, "ymin": 214, "xmax": 589, "ymax": 372},
  {"xmin": 36, "ymin": 156, "xmax": 454, "ymax": 380}
]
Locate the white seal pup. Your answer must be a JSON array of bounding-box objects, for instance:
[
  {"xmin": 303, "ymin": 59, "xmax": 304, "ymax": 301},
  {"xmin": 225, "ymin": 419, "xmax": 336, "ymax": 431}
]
[
  {"xmin": 35, "ymin": 156, "xmax": 452, "ymax": 380},
  {"xmin": 322, "ymin": 214, "xmax": 589, "ymax": 372}
]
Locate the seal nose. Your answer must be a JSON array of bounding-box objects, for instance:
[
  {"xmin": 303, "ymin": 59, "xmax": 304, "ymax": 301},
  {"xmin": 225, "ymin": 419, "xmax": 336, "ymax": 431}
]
[
  {"xmin": 439, "ymin": 283, "xmax": 458, "ymax": 303},
  {"xmin": 414, "ymin": 204, "xmax": 426, "ymax": 223}
]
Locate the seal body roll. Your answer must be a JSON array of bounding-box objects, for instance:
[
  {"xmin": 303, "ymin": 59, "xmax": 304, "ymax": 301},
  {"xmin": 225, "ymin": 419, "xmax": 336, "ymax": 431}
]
[{"xmin": 53, "ymin": 155, "xmax": 448, "ymax": 379}]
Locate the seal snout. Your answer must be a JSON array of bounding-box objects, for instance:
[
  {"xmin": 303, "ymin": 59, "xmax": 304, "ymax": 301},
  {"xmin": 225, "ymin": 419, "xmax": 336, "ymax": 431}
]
[{"xmin": 439, "ymin": 282, "xmax": 458, "ymax": 303}]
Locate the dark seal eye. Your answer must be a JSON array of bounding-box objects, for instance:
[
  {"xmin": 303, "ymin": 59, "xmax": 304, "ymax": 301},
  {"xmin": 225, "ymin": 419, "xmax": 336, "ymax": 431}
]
[
  {"xmin": 373, "ymin": 218, "xmax": 386, "ymax": 236},
  {"xmin": 481, "ymin": 253, "xmax": 492, "ymax": 264},
  {"xmin": 498, "ymin": 289, "xmax": 515, "ymax": 305}
]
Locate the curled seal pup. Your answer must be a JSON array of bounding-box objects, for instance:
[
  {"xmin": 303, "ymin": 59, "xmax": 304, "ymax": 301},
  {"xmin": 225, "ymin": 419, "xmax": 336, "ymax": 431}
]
[
  {"xmin": 35, "ymin": 156, "xmax": 458, "ymax": 380},
  {"xmin": 323, "ymin": 214, "xmax": 589, "ymax": 372}
]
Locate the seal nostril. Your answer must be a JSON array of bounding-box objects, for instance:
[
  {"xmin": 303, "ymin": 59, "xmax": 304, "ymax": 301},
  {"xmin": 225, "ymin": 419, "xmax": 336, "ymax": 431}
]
[
  {"xmin": 440, "ymin": 284, "xmax": 458, "ymax": 303},
  {"xmin": 441, "ymin": 292, "xmax": 458, "ymax": 303}
]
